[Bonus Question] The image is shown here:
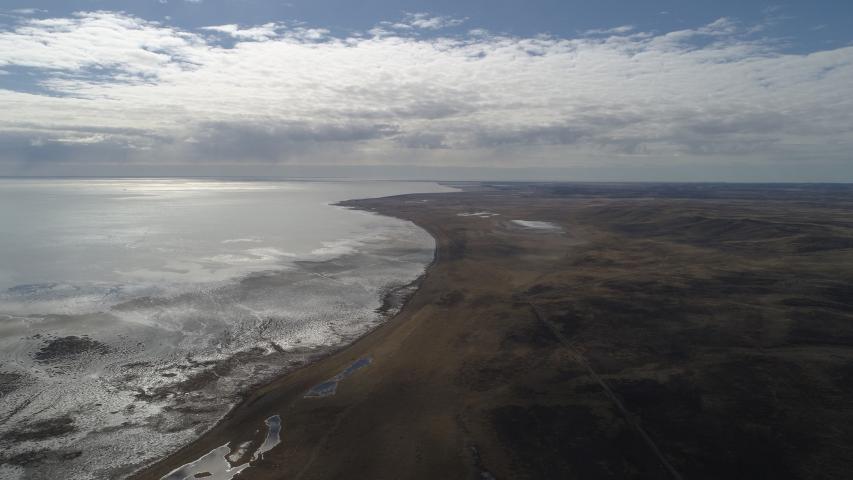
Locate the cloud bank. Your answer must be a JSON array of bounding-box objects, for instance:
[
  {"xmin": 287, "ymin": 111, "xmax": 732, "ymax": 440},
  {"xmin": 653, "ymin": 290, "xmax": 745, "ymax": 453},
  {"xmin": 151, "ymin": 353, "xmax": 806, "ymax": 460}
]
[{"xmin": 0, "ymin": 11, "xmax": 851, "ymax": 179}]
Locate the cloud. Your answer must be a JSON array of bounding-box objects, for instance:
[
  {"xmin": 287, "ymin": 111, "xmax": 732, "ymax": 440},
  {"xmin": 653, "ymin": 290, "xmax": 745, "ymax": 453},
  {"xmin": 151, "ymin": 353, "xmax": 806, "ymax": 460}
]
[
  {"xmin": 582, "ymin": 25, "xmax": 635, "ymax": 36},
  {"xmin": 369, "ymin": 13, "xmax": 466, "ymax": 35},
  {"xmin": 403, "ymin": 12, "xmax": 466, "ymax": 30},
  {"xmin": 201, "ymin": 22, "xmax": 329, "ymax": 42},
  {"xmin": 0, "ymin": 12, "xmax": 207, "ymax": 78},
  {"xmin": 202, "ymin": 23, "xmax": 282, "ymax": 41},
  {"xmin": 396, "ymin": 132, "xmax": 448, "ymax": 149},
  {"xmin": 9, "ymin": 8, "xmax": 48, "ymax": 15},
  {"xmin": 0, "ymin": 11, "xmax": 851, "ymax": 177},
  {"xmin": 186, "ymin": 121, "xmax": 400, "ymax": 161}
]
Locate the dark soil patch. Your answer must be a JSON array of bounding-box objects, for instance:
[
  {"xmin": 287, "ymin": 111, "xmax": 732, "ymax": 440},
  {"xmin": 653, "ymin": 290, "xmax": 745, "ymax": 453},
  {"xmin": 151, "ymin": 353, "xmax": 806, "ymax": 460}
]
[
  {"xmin": 34, "ymin": 335, "xmax": 110, "ymax": 362},
  {"xmin": 4, "ymin": 416, "xmax": 76, "ymax": 442},
  {"xmin": 0, "ymin": 372, "xmax": 24, "ymax": 396}
]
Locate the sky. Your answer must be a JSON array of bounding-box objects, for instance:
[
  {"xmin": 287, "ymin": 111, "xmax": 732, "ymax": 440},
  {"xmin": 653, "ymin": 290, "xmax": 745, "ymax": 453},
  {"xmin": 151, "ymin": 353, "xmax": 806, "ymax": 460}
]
[{"xmin": 0, "ymin": 1, "xmax": 852, "ymax": 181}]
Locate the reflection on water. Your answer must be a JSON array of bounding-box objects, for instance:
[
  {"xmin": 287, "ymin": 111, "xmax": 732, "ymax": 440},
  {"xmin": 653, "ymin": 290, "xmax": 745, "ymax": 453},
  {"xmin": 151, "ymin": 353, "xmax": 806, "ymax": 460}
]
[
  {"xmin": 305, "ymin": 357, "xmax": 372, "ymax": 398},
  {"xmin": 160, "ymin": 444, "xmax": 250, "ymax": 480},
  {"xmin": 510, "ymin": 219, "xmax": 563, "ymax": 231},
  {"xmin": 252, "ymin": 415, "xmax": 282, "ymax": 461},
  {"xmin": 161, "ymin": 414, "xmax": 281, "ymax": 480}
]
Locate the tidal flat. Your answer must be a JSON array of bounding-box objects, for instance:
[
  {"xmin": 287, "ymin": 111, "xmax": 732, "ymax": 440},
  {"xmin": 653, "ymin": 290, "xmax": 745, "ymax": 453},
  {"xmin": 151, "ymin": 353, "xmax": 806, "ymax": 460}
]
[{"xmin": 0, "ymin": 179, "xmax": 452, "ymax": 479}]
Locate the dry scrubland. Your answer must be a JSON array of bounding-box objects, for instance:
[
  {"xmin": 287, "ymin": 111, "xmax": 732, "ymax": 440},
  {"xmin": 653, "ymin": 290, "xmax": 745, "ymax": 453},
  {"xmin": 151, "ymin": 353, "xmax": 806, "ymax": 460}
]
[{"xmin": 136, "ymin": 183, "xmax": 853, "ymax": 480}]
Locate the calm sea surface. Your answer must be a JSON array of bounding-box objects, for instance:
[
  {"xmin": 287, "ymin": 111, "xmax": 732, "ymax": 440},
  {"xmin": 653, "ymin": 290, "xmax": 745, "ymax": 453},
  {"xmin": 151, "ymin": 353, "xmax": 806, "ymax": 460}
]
[{"xmin": 0, "ymin": 178, "xmax": 452, "ymax": 479}]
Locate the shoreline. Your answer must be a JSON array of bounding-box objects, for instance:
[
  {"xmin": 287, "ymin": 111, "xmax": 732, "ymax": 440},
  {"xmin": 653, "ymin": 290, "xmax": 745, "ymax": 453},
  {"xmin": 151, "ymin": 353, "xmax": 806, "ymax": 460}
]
[
  {"xmin": 129, "ymin": 194, "xmax": 449, "ymax": 479},
  {"xmin": 0, "ymin": 183, "xmax": 446, "ymax": 480},
  {"xmin": 129, "ymin": 183, "xmax": 853, "ymax": 479}
]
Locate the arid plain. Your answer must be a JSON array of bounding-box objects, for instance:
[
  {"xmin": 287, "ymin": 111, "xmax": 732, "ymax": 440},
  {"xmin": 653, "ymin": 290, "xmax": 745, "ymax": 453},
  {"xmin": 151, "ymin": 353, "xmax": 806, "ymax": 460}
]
[{"xmin": 134, "ymin": 182, "xmax": 853, "ymax": 480}]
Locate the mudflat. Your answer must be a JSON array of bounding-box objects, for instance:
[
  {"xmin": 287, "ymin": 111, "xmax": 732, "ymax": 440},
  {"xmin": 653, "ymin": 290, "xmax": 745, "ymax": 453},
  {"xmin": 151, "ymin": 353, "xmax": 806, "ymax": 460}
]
[{"xmin": 133, "ymin": 182, "xmax": 853, "ymax": 480}]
